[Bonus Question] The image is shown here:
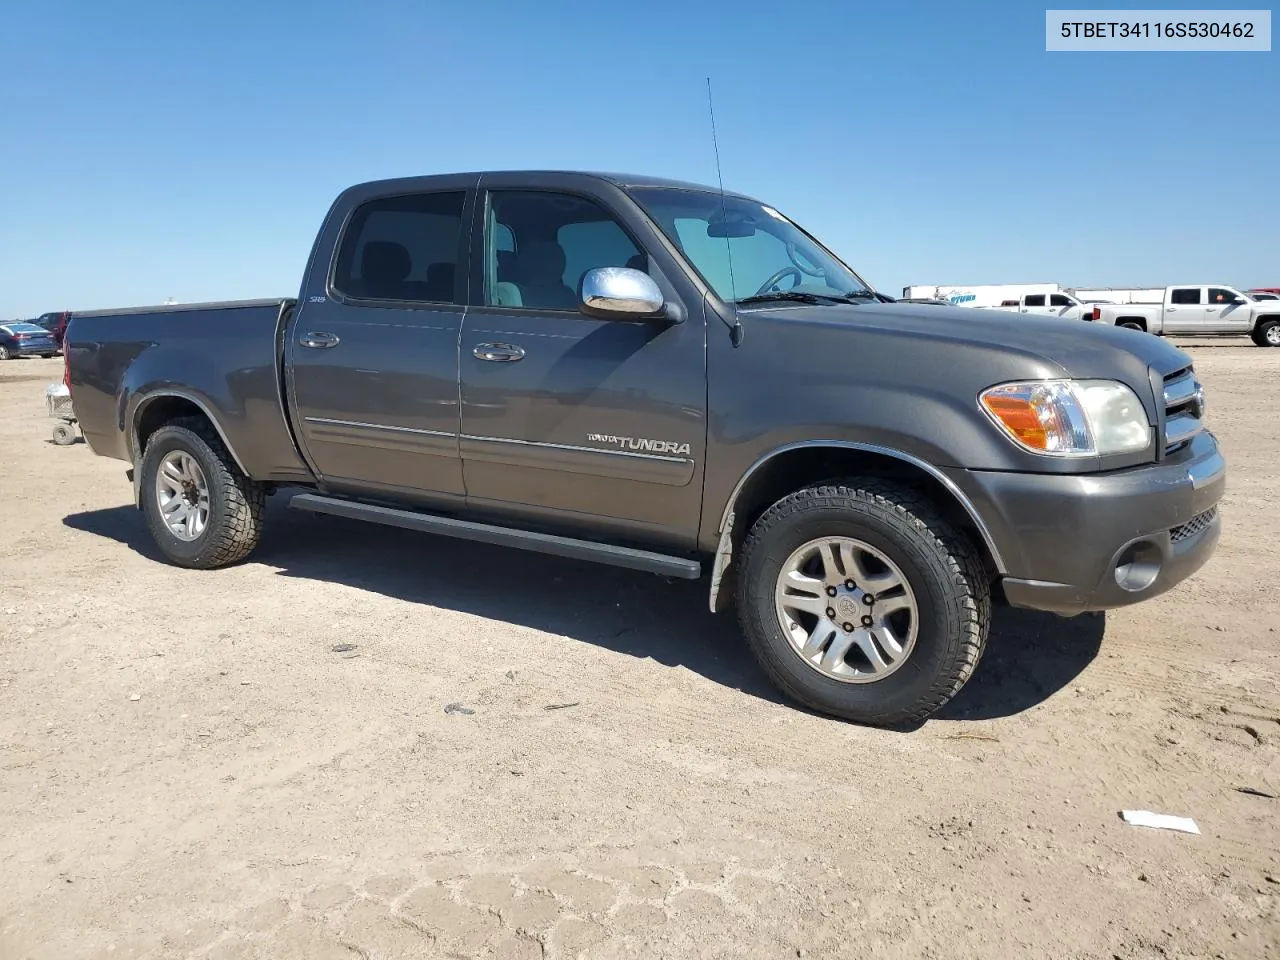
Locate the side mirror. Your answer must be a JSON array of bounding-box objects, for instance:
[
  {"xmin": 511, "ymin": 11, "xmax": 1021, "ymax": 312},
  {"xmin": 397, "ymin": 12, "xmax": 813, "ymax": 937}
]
[
  {"xmin": 580, "ymin": 267, "xmax": 667, "ymax": 320},
  {"xmin": 1232, "ymin": 297, "xmax": 1246, "ymax": 305}
]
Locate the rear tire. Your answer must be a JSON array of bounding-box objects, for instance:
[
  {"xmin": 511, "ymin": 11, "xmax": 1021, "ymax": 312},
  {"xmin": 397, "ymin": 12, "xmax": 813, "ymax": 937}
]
[
  {"xmin": 1119, "ymin": 320, "xmax": 1145, "ymax": 332},
  {"xmin": 1253, "ymin": 320, "xmax": 1280, "ymax": 347},
  {"xmin": 139, "ymin": 418, "xmax": 265, "ymax": 568},
  {"xmin": 736, "ymin": 480, "xmax": 990, "ymax": 726},
  {"xmin": 0, "ymin": 346, "xmax": 11, "ymax": 360}
]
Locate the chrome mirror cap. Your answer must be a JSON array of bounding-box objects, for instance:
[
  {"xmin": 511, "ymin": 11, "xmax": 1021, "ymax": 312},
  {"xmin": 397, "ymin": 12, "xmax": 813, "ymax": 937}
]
[{"xmin": 581, "ymin": 267, "xmax": 665, "ymax": 319}]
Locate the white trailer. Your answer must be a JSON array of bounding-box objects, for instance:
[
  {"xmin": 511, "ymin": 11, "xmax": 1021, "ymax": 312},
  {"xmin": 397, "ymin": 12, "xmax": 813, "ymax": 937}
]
[
  {"xmin": 900, "ymin": 283, "xmax": 1062, "ymax": 308},
  {"xmin": 1068, "ymin": 287, "xmax": 1163, "ymax": 305}
]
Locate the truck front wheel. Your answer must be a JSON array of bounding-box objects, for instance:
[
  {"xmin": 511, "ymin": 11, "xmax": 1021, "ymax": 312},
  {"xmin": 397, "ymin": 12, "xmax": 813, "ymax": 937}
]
[
  {"xmin": 139, "ymin": 419, "xmax": 265, "ymax": 569},
  {"xmin": 736, "ymin": 481, "xmax": 990, "ymax": 726},
  {"xmin": 1252, "ymin": 320, "xmax": 1280, "ymax": 347}
]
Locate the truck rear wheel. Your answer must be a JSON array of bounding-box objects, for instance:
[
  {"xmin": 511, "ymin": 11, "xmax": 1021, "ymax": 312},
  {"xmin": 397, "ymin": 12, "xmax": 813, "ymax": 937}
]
[
  {"xmin": 1118, "ymin": 320, "xmax": 1145, "ymax": 332},
  {"xmin": 1253, "ymin": 320, "xmax": 1280, "ymax": 347},
  {"xmin": 736, "ymin": 480, "xmax": 990, "ymax": 726},
  {"xmin": 139, "ymin": 419, "xmax": 265, "ymax": 569}
]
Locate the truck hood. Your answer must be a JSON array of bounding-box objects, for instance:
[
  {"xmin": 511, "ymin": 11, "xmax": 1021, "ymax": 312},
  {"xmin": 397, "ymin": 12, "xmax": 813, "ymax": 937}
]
[{"xmin": 743, "ymin": 301, "xmax": 1193, "ymax": 381}]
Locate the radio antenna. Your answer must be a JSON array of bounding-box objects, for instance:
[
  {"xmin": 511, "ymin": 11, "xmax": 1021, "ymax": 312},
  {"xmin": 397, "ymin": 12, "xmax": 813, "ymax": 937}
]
[{"xmin": 706, "ymin": 77, "xmax": 744, "ymax": 347}]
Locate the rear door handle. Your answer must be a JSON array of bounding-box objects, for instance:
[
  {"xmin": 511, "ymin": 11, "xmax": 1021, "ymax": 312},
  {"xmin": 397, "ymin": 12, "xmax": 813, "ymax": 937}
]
[
  {"xmin": 299, "ymin": 331, "xmax": 340, "ymax": 349},
  {"xmin": 473, "ymin": 342, "xmax": 525, "ymax": 362}
]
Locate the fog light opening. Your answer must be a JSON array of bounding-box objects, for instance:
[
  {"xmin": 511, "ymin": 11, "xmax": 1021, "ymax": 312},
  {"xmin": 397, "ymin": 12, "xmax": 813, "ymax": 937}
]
[{"xmin": 1114, "ymin": 541, "xmax": 1162, "ymax": 592}]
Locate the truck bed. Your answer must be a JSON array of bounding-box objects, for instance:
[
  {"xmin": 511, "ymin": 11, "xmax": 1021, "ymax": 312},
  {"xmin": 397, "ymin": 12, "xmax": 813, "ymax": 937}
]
[{"xmin": 67, "ymin": 298, "xmax": 314, "ymax": 484}]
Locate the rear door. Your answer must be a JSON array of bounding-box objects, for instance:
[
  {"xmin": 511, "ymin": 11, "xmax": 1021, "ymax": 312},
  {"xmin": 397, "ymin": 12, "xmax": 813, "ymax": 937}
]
[
  {"xmin": 456, "ymin": 178, "xmax": 707, "ymax": 548},
  {"xmin": 286, "ymin": 186, "xmax": 474, "ymax": 506},
  {"xmin": 1021, "ymin": 293, "xmax": 1049, "ymax": 316},
  {"xmin": 1164, "ymin": 287, "xmax": 1206, "ymax": 332}
]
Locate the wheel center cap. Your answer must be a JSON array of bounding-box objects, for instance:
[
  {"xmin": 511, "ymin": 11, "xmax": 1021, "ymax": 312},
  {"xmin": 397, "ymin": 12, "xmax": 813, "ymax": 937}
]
[{"xmin": 835, "ymin": 595, "xmax": 862, "ymax": 621}]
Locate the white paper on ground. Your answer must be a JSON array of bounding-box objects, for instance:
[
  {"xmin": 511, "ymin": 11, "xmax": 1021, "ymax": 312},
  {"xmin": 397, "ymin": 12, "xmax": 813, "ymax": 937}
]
[{"xmin": 1121, "ymin": 810, "xmax": 1201, "ymax": 834}]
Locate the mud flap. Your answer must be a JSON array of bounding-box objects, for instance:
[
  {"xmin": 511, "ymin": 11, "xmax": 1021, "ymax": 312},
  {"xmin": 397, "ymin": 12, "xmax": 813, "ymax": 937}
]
[{"xmin": 708, "ymin": 512, "xmax": 735, "ymax": 614}]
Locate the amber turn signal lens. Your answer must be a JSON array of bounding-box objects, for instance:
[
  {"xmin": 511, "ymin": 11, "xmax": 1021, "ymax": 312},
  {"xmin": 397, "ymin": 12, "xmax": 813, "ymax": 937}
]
[{"xmin": 981, "ymin": 392, "xmax": 1048, "ymax": 450}]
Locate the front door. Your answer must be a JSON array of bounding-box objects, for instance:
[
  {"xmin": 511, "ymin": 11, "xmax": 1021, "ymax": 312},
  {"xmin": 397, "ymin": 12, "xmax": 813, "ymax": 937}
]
[
  {"xmin": 1049, "ymin": 292, "xmax": 1079, "ymax": 319},
  {"xmin": 287, "ymin": 188, "xmax": 473, "ymax": 506},
  {"xmin": 1205, "ymin": 287, "xmax": 1252, "ymax": 333},
  {"xmin": 457, "ymin": 185, "xmax": 707, "ymax": 547}
]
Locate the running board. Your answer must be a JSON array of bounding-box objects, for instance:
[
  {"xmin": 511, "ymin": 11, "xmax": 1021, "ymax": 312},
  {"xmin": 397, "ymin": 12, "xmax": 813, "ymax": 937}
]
[{"xmin": 289, "ymin": 493, "xmax": 702, "ymax": 580}]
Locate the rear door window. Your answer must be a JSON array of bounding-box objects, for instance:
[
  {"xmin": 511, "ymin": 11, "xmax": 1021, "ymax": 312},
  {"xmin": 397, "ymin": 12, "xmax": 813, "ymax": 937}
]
[
  {"xmin": 1023, "ymin": 294, "xmax": 1046, "ymax": 307},
  {"xmin": 332, "ymin": 192, "xmax": 466, "ymax": 304},
  {"xmin": 1170, "ymin": 288, "xmax": 1202, "ymax": 305}
]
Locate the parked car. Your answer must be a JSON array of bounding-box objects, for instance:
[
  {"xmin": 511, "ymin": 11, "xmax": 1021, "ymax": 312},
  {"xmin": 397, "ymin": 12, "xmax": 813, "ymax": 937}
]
[
  {"xmin": 1092, "ymin": 285, "xmax": 1280, "ymax": 346},
  {"xmin": 991, "ymin": 291, "xmax": 1103, "ymax": 321},
  {"xmin": 0, "ymin": 322, "xmax": 60, "ymax": 359},
  {"xmin": 34, "ymin": 311, "xmax": 71, "ymax": 347},
  {"xmin": 1247, "ymin": 290, "xmax": 1279, "ymax": 301},
  {"xmin": 64, "ymin": 170, "xmax": 1224, "ymax": 726}
]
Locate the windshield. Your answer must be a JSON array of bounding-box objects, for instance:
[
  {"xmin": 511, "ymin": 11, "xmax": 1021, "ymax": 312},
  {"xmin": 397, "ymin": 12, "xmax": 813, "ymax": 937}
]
[{"xmin": 628, "ymin": 187, "xmax": 873, "ymax": 305}]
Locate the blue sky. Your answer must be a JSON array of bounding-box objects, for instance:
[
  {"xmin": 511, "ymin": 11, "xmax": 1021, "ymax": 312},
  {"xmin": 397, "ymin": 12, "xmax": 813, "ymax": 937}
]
[{"xmin": 2, "ymin": 0, "xmax": 1276, "ymax": 317}]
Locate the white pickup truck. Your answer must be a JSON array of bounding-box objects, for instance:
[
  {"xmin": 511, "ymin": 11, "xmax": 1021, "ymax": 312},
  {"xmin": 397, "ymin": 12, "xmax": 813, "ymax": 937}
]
[
  {"xmin": 1093, "ymin": 285, "xmax": 1280, "ymax": 346},
  {"xmin": 992, "ymin": 291, "xmax": 1103, "ymax": 321}
]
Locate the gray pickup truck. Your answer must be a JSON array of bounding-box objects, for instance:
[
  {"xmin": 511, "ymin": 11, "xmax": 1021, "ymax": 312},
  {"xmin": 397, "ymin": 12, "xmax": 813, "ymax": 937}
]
[{"xmin": 65, "ymin": 171, "xmax": 1225, "ymax": 726}]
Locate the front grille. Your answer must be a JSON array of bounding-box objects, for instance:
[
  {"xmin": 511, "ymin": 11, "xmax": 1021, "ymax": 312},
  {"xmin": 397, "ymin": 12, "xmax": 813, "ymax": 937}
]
[
  {"xmin": 1170, "ymin": 507, "xmax": 1217, "ymax": 543},
  {"xmin": 1161, "ymin": 366, "xmax": 1204, "ymax": 455}
]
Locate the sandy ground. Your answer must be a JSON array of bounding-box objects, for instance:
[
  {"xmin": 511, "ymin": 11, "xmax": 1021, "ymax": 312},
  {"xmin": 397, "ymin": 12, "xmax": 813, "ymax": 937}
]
[{"xmin": 0, "ymin": 344, "xmax": 1277, "ymax": 960}]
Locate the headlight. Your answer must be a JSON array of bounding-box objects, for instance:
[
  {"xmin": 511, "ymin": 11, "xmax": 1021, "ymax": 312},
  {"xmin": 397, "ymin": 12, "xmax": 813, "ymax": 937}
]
[{"xmin": 979, "ymin": 379, "xmax": 1151, "ymax": 457}]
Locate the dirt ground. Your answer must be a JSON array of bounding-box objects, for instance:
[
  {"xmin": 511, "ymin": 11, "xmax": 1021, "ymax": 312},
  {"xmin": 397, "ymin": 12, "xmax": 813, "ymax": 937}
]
[{"xmin": 1, "ymin": 344, "xmax": 1277, "ymax": 960}]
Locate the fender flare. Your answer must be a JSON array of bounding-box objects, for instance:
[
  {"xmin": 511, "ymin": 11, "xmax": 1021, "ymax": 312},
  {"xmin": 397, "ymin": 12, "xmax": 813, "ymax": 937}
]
[
  {"xmin": 129, "ymin": 389, "xmax": 251, "ymax": 476},
  {"xmin": 707, "ymin": 440, "xmax": 1007, "ymax": 613}
]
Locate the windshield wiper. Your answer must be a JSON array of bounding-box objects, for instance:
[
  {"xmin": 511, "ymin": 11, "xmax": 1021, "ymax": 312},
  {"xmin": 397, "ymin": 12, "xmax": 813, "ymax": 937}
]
[
  {"xmin": 835, "ymin": 289, "xmax": 879, "ymax": 302},
  {"xmin": 735, "ymin": 291, "xmax": 827, "ymax": 306}
]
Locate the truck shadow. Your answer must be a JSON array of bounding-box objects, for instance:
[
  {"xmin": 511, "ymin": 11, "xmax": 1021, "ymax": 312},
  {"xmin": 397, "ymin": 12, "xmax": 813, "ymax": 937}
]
[{"xmin": 63, "ymin": 500, "xmax": 1103, "ymax": 725}]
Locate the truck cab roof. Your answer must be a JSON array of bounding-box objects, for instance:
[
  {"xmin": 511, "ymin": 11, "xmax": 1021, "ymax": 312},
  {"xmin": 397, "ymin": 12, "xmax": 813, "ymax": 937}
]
[{"xmin": 339, "ymin": 170, "xmax": 753, "ymax": 201}]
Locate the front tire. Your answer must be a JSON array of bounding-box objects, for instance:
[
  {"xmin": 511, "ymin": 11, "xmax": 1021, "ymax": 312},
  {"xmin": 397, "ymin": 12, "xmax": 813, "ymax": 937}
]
[
  {"xmin": 1253, "ymin": 320, "xmax": 1280, "ymax": 347},
  {"xmin": 139, "ymin": 418, "xmax": 265, "ymax": 568},
  {"xmin": 736, "ymin": 481, "xmax": 990, "ymax": 726}
]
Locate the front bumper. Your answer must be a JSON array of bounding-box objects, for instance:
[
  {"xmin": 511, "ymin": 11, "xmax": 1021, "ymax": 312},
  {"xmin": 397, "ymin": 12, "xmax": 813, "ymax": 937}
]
[{"xmin": 947, "ymin": 430, "xmax": 1225, "ymax": 614}]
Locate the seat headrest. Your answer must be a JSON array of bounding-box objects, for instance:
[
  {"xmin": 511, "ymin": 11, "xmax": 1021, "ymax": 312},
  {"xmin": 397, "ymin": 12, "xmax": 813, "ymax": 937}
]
[
  {"xmin": 362, "ymin": 241, "xmax": 411, "ymax": 284},
  {"xmin": 517, "ymin": 241, "xmax": 566, "ymax": 285}
]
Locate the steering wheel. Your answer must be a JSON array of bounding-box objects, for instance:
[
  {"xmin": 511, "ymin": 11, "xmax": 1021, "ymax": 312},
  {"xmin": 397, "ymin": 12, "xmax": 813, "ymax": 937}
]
[
  {"xmin": 755, "ymin": 266, "xmax": 803, "ymax": 296},
  {"xmin": 787, "ymin": 241, "xmax": 826, "ymax": 277}
]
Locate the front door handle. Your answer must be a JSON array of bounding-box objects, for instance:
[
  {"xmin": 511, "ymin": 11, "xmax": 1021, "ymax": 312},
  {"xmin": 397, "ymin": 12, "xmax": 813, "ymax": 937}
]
[
  {"xmin": 473, "ymin": 342, "xmax": 525, "ymax": 362},
  {"xmin": 299, "ymin": 331, "xmax": 340, "ymax": 349}
]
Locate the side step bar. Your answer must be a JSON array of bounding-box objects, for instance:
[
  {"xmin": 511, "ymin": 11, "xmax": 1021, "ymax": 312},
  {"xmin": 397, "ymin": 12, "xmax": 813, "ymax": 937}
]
[{"xmin": 289, "ymin": 493, "xmax": 702, "ymax": 580}]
